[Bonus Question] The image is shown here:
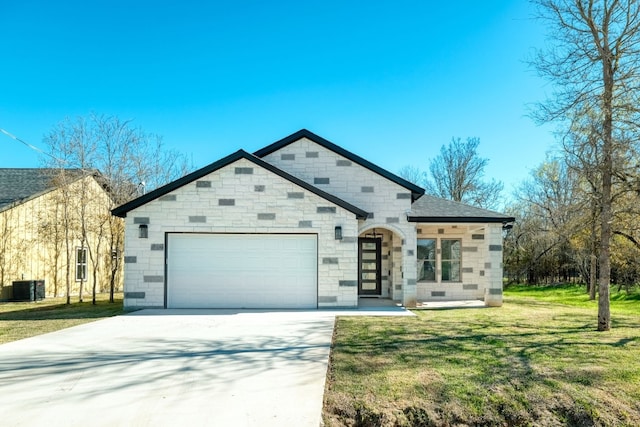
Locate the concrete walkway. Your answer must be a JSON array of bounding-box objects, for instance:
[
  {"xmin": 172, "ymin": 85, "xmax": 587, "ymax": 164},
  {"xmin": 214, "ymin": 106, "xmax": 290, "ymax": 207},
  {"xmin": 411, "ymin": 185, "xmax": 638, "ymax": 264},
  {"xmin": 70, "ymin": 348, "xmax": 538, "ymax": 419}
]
[{"xmin": 0, "ymin": 307, "xmax": 414, "ymax": 427}]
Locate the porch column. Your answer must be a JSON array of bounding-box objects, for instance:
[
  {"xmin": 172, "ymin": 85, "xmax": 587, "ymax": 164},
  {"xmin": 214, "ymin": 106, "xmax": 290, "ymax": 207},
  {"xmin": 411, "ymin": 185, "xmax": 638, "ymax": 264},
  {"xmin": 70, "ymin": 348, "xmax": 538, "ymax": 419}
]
[
  {"xmin": 484, "ymin": 223, "xmax": 504, "ymax": 307},
  {"xmin": 402, "ymin": 233, "xmax": 417, "ymax": 308}
]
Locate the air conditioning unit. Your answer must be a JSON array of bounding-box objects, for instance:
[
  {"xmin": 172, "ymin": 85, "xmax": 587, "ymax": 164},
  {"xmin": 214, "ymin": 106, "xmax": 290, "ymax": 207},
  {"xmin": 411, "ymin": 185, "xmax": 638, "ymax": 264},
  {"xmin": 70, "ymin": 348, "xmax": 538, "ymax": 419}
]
[{"xmin": 12, "ymin": 280, "xmax": 45, "ymax": 301}]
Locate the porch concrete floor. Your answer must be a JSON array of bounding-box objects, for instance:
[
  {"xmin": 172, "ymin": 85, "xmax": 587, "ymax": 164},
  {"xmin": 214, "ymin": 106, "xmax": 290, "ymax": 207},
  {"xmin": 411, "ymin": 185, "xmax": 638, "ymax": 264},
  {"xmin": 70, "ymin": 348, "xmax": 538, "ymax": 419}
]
[
  {"xmin": 416, "ymin": 299, "xmax": 486, "ymax": 309},
  {"xmin": 357, "ymin": 297, "xmax": 402, "ymax": 308},
  {"xmin": 357, "ymin": 297, "xmax": 488, "ymax": 310}
]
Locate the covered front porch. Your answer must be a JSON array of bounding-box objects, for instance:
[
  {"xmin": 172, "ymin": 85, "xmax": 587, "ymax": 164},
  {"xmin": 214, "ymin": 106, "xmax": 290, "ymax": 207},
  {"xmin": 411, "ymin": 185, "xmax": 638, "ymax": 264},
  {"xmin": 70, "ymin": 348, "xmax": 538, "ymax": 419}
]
[{"xmin": 356, "ymin": 224, "xmax": 417, "ymax": 307}]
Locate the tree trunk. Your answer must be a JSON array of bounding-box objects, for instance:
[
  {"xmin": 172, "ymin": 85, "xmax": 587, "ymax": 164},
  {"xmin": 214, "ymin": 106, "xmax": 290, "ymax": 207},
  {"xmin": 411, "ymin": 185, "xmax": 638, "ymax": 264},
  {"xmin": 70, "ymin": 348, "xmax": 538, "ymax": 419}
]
[
  {"xmin": 92, "ymin": 269, "xmax": 98, "ymax": 305},
  {"xmin": 64, "ymin": 224, "xmax": 71, "ymax": 305},
  {"xmin": 78, "ymin": 238, "xmax": 85, "ymax": 303},
  {"xmin": 589, "ymin": 197, "xmax": 597, "ymax": 300},
  {"xmin": 598, "ymin": 194, "xmax": 611, "ymax": 331},
  {"xmin": 598, "ymin": 39, "xmax": 613, "ymax": 332},
  {"xmin": 589, "ymin": 254, "xmax": 597, "ymax": 300}
]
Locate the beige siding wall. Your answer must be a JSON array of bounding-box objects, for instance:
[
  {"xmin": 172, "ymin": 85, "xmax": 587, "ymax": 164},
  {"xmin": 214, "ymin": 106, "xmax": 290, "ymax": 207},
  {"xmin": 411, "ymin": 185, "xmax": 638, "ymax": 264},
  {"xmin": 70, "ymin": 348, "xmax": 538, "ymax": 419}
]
[
  {"xmin": 122, "ymin": 158, "xmax": 359, "ymax": 309},
  {"xmin": 0, "ymin": 176, "xmax": 122, "ymax": 298}
]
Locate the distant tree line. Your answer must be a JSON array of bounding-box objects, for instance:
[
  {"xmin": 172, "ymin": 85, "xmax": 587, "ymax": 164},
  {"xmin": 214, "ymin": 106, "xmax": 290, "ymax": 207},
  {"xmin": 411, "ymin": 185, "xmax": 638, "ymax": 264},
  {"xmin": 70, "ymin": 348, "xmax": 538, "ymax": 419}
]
[{"xmin": 402, "ymin": 0, "xmax": 640, "ymax": 331}]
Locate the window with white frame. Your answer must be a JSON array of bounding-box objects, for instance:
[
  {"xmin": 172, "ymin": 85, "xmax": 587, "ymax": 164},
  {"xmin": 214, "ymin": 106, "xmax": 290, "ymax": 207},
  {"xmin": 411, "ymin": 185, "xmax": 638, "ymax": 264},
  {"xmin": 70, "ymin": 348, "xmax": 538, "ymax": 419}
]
[
  {"xmin": 417, "ymin": 238, "xmax": 462, "ymax": 282},
  {"xmin": 76, "ymin": 247, "xmax": 87, "ymax": 281}
]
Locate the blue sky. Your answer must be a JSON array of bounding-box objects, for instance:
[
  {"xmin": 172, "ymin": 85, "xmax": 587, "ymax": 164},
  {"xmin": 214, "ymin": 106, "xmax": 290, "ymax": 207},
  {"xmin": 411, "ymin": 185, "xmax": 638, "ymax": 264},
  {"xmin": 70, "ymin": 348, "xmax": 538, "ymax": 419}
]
[{"xmin": 1, "ymin": 1, "xmax": 554, "ymax": 198}]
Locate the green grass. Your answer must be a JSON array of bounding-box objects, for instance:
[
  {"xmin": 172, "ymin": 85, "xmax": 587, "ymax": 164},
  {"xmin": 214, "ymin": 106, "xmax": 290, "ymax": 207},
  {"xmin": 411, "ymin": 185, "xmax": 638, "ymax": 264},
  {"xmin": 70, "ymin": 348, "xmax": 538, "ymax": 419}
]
[
  {"xmin": 504, "ymin": 283, "xmax": 640, "ymax": 315},
  {"xmin": 0, "ymin": 293, "xmax": 126, "ymax": 344},
  {"xmin": 323, "ymin": 286, "xmax": 640, "ymax": 426}
]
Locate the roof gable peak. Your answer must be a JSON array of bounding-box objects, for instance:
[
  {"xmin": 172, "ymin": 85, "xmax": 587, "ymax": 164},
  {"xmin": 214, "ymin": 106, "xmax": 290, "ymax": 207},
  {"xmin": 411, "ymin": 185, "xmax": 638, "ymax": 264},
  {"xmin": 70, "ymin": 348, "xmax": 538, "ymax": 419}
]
[
  {"xmin": 112, "ymin": 147, "xmax": 369, "ymax": 219},
  {"xmin": 254, "ymin": 129, "xmax": 425, "ymax": 200}
]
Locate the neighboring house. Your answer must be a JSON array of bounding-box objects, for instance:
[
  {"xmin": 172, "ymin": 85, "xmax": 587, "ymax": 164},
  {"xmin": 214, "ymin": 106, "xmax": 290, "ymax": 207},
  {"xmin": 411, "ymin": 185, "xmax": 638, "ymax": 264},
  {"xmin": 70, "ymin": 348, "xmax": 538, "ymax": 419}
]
[
  {"xmin": 112, "ymin": 130, "xmax": 514, "ymax": 309},
  {"xmin": 0, "ymin": 168, "xmax": 121, "ymax": 298}
]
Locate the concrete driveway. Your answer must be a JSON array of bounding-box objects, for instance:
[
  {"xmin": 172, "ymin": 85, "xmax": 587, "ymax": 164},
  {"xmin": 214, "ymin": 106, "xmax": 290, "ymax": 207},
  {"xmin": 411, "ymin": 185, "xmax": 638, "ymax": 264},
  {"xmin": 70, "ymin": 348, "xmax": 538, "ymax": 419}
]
[{"xmin": 0, "ymin": 310, "xmax": 339, "ymax": 427}]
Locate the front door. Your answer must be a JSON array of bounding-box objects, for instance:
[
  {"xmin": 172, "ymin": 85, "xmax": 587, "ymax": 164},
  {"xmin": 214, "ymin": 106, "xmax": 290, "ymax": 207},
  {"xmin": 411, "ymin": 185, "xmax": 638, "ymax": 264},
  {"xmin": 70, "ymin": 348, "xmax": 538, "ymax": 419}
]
[{"xmin": 358, "ymin": 237, "xmax": 381, "ymax": 295}]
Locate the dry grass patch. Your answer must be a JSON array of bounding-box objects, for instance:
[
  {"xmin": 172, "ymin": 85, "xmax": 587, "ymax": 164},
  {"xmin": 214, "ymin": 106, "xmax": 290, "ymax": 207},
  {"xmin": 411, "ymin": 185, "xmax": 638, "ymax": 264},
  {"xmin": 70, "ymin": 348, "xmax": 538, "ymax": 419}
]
[
  {"xmin": 0, "ymin": 293, "xmax": 125, "ymax": 344},
  {"xmin": 323, "ymin": 294, "xmax": 640, "ymax": 426}
]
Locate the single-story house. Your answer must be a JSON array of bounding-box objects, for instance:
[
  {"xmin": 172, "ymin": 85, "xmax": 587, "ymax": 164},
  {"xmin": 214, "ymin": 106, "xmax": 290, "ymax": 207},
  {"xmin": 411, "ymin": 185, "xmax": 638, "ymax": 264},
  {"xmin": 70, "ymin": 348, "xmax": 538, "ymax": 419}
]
[
  {"xmin": 0, "ymin": 168, "xmax": 120, "ymax": 298},
  {"xmin": 112, "ymin": 130, "xmax": 514, "ymax": 309}
]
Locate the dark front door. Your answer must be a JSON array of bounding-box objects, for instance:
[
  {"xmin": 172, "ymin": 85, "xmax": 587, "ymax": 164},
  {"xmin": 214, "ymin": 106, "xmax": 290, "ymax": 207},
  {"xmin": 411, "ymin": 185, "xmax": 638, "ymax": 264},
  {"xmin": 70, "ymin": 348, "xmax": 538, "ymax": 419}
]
[{"xmin": 358, "ymin": 237, "xmax": 381, "ymax": 295}]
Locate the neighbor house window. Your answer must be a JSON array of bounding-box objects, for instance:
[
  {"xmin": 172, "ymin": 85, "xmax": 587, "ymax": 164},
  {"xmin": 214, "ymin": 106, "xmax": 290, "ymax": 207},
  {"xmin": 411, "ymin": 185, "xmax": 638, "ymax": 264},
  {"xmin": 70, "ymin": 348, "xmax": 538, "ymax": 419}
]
[
  {"xmin": 76, "ymin": 247, "xmax": 87, "ymax": 281},
  {"xmin": 417, "ymin": 239, "xmax": 436, "ymax": 281},
  {"xmin": 441, "ymin": 239, "xmax": 461, "ymax": 282}
]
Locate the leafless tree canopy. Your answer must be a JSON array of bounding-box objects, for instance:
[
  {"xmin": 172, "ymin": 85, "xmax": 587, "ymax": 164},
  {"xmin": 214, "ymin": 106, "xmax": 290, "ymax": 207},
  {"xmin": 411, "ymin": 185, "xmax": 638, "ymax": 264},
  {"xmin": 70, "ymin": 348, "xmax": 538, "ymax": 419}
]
[
  {"xmin": 424, "ymin": 137, "xmax": 504, "ymax": 210},
  {"xmin": 43, "ymin": 113, "xmax": 192, "ymax": 203},
  {"xmin": 41, "ymin": 113, "xmax": 192, "ymax": 303},
  {"xmin": 530, "ymin": 0, "xmax": 640, "ymax": 331},
  {"xmin": 398, "ymin": 165, "xmax": 425, "ymax": 187}
]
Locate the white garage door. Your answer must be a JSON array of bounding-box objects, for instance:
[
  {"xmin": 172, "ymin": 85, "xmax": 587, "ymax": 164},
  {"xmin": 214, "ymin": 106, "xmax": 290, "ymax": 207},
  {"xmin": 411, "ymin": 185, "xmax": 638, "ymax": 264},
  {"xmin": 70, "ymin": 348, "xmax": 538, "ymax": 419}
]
[{"xmin": 167, "ymin": 233, "xmax": 318, "ymax": 309}]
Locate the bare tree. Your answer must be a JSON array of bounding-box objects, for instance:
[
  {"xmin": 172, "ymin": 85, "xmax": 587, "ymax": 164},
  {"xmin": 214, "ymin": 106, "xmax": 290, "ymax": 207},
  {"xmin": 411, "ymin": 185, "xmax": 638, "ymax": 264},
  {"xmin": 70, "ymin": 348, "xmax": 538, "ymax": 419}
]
[
  {"xmin": 37, "ymin": 200, "xmax": 64, "ymax": 297},
  {"xmin": 509, "ymin": 158, "xmax": 585, "ymax": 284},
  {"xmin": 43, "ymin": 113, "xmax": 192, "ymax": 303},
  {"xmin": 424, "ymin": 137, "xmax": 504, "ymax": 209},
  {"xmin": 0, "ymin": 208, "xmax": 15, "ymax": 291},
  {"xmin": 532, "ymin": 0, "xmax": 640, "ymax": 331},
  {"xmin": 51, "ymin": 172, "xmax": 75, "ymax": 305},
  {"xmin": 398, "ymin": 165, "xmax": 425, "ymax": 187}
]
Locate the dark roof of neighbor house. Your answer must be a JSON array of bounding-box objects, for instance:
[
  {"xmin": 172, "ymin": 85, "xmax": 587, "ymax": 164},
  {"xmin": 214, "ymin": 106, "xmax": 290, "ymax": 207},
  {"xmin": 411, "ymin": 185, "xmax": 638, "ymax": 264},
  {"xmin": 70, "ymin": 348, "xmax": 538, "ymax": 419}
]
[
  {"xmin": 111, "ymin": 150, "xmax": 370, "ymax": 219},
  {"xmin": 0, "ymin": 168, "xmax": 89, "ymax": 212},
  {"xmin": 408, "ymin": 194, "xmax": 515, "ymax": 224},
  {"xmin": 254, "ymin": 129, "xmax": 426, "ymax": 202}
]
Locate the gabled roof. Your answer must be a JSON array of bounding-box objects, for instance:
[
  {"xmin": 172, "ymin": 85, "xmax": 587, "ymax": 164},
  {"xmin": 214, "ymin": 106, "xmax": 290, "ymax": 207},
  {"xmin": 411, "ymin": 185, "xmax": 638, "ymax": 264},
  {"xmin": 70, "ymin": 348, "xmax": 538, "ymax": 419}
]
[
  {"xmin": 408, "ymin": 194, "xmax": 515, "ymax": 223},
  {"xmin": 253, "ymin": 129, "xmax": 426, "ymax": 202},
  {"xmin": 0, "ymin": 168, "xmax": 88, "ymax": 212},
  {"xmin": 111, "ymin": 150, "xmax": 370, "ymax": 219}
]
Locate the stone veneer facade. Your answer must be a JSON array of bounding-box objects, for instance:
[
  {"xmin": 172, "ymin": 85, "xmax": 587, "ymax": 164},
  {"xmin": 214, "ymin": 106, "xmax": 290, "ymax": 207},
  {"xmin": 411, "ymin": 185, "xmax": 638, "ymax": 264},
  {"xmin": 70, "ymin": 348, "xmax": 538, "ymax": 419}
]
[
  {"xmin": 122, "ymin": 157, "xmax": 359, "ymax": 309},
  {"xmin": 118, "ymin": 132, "xmax": 508, "ymax": 309},
  {"xmin": 415, "ymin": 223, "xmax": 504, "ymax": 302},
  {"xmin": 260, "ymin": 137, "xmax": 418, "ymax": 306},
  {"xmin": 260, "ymin": 137, "xmax": 505, "ymax": 306}
]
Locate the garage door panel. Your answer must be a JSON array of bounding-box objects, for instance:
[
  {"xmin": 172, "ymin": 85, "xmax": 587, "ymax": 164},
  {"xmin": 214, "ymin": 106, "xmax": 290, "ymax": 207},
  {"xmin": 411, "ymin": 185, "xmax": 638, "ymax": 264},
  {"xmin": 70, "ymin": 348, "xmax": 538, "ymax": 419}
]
[{"xmin": 167, "ymin": 234, "xmax": 317, "ymax": 308}]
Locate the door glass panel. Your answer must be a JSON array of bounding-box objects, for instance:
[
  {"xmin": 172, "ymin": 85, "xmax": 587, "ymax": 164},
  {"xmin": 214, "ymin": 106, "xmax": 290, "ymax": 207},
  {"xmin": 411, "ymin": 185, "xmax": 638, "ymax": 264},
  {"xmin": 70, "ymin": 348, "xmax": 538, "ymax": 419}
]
[{"xmin": 359, "ymin": 238, "xmax": 381, "ymax": 295}]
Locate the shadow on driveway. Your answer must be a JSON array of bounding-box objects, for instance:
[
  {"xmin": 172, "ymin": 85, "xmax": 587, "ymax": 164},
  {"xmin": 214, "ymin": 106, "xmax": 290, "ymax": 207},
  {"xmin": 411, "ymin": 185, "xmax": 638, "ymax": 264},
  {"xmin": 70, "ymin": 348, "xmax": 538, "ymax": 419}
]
[{"xmin": 0, "ymin": 311, "xmax": 335, "ymax": 427}]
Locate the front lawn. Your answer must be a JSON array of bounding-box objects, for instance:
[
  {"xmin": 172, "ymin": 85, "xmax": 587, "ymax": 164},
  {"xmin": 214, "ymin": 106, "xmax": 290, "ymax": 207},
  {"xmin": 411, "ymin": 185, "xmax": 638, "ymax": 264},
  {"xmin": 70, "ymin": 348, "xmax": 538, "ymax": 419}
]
[
  {"xmin": 323, "ymin": 287, "xmax": 640, "ymax": 426},
  {"xmin": 504, "ymin": 283, "xmax": 640, "ymax": 315},
  {"xmin": 0, "ymin": 293, "xmax": 125, "ymax": 344}
]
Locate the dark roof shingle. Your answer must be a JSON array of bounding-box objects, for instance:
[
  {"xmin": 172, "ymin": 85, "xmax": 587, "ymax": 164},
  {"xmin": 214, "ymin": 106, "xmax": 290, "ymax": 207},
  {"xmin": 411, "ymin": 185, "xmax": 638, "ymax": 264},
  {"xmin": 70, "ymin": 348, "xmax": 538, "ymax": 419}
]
[
  {"xmin": 408, "ymin": 194, "xmax": 515, "ymax": 223},
  {"xmin": 112, "ymin": 150, "xmax": 370, "ymax": 219},
  {"xmin": 0, "ymin": 168, "xmax": 86, "ymax": 211}
]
